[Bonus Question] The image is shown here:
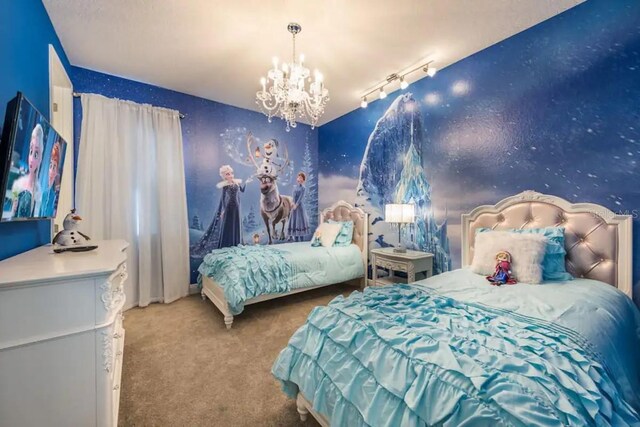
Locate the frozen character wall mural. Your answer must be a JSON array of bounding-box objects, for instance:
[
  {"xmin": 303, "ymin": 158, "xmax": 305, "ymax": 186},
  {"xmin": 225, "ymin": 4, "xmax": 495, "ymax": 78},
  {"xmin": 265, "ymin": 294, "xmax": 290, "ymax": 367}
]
[
  {"xmin": 247, "ymin": 133, "xmax": 295, "ymax": 244},
  {"xmin": 186, "ymin": 125, "xmax": 316, "ymax": 283},
  {"xmin": 11, "ymin": 124, "xmax": 44, "ymax": 218},
  {"xmin": 191, "ymin": 165, "xmax": 246, "ymax": 255},
  {"xmin": 69, "ymin": 66, "xmax": 319, "ymax": 285},
  {"xmin": 288, "ymin": 172, "xmax": 310, "ymax": 241}
]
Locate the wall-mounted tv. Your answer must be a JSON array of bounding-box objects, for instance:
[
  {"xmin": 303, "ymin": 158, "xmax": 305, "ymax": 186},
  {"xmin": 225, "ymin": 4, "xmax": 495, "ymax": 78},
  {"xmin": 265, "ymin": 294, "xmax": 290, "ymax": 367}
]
[{"xmin": 0, "ymin": 92, "xmax": 67, "ymax": 221}]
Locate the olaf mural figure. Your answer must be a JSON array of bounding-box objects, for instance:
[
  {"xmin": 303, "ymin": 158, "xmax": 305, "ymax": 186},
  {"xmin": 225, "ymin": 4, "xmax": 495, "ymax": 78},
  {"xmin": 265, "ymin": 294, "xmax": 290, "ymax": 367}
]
[
  {"xmin": 191, "ymin": 165, "xmax": 246, "ymax": 255},
  {"xmin": 247, "ymin": 133, "xmax": 293, "ymax": 244}
]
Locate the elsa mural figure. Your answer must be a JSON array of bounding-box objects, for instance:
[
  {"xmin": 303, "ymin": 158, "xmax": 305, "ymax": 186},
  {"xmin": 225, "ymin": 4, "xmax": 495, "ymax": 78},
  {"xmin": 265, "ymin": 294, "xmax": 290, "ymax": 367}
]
[
  {"xmin": 11, "ymin": 124, "xmax": 44, "ymax": 218},
  {"xmin": 288, "ymin": 172, "xmax": 309, "ymax": 241},
  {"xmin": 192, "ymin": 165, "xmax": 246, "ymax": 254}
]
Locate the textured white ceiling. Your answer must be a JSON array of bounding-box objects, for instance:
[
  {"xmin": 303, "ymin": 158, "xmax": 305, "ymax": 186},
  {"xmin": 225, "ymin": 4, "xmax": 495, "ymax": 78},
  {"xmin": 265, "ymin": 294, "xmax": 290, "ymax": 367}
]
[{"xmin": 43, "ymin": 0, "xmax": 583, "ymax": 126}]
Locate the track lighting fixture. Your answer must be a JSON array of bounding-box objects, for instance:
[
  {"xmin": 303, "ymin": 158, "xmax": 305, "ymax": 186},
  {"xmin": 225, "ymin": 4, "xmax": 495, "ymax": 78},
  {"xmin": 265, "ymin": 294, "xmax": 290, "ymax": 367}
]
[{"xmin": 359, "ymin": 60, "xmax": 437, "ymax": 108}]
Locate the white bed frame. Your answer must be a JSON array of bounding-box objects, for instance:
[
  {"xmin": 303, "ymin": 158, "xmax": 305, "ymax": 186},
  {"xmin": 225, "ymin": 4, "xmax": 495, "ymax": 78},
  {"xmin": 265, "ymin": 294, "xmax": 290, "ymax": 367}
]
[
  {"xmin": 201, "ymin": 200, "xmax": 368, "ymax": 329},
  {"xmin": 295, "ymin": 190, "xmax": 633, "ymax": 425}
]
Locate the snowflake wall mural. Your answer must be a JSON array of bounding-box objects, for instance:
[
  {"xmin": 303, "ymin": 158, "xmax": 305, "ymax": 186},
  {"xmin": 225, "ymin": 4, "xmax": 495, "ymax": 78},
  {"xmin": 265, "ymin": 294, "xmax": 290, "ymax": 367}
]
[{"xmin": 318, "ymin": 0, "xmax": 640, "ymax": 304}]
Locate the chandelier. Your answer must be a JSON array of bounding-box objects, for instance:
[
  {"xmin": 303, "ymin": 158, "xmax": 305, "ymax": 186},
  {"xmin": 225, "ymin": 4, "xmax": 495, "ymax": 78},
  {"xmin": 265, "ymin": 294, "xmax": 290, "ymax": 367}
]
[{"xmin": 256, "ymin": 23, "xmax": 329, "ymax": 131}]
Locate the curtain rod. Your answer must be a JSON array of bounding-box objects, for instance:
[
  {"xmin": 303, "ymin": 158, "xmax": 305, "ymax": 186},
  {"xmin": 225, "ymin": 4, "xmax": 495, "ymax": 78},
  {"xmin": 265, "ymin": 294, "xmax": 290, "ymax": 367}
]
[{"xmin": 72, "ymin": 92, "xmax": 185, "ymax": 119}]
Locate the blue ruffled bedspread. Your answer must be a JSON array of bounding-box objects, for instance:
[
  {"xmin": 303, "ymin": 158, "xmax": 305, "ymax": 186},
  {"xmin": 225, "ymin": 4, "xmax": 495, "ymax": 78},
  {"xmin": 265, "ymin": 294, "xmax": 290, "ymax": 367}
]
[
  {"xmin": 272, "ymin": 285, "xmax": 640, "ymax": 426},
  {"xmin": 198, "ymin": 245, "xmax": 292, "ymax": 315}
]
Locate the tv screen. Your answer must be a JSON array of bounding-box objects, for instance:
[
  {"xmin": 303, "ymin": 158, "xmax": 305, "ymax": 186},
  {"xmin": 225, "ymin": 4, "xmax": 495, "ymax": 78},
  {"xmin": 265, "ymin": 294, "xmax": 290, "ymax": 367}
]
[{"xmin": 0, "ymin": 92, "xmax": 67, "ymax": 221}]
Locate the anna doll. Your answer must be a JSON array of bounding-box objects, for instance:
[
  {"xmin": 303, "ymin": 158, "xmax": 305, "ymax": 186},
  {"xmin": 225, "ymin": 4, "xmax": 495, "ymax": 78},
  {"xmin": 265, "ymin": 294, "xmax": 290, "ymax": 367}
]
[{"xmin": 486, "ymin": 251, "xmax": 517, "ymax": 285}]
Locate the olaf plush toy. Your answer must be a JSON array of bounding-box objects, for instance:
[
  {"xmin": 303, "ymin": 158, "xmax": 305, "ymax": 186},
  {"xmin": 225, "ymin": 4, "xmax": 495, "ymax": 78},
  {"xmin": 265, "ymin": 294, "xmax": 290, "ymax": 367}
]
[{"xmin": 52, "ymin": 209, "xmax": 97, "ymax": 252}]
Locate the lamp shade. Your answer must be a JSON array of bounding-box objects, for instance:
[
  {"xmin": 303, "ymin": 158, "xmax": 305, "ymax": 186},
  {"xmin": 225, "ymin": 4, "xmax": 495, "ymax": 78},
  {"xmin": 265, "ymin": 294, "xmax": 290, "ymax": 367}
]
[{"xmin": 384, "ymin": 203, "xmax": 415, "ymax": 224}]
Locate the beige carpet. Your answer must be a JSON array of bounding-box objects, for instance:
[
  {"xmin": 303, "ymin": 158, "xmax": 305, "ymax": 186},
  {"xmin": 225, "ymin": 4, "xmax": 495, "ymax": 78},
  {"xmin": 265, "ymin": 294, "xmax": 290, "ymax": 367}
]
[{"xmin": 118, "ymin": 283, "xmax": 357, "ymax": 426}]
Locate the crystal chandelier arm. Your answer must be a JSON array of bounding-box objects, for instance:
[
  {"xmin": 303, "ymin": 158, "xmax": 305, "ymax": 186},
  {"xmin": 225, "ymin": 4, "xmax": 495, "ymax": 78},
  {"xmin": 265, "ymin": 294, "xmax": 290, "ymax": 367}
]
[{"xmin": 256, "ymin": 92, "xmax": 280, "ymax": 116}]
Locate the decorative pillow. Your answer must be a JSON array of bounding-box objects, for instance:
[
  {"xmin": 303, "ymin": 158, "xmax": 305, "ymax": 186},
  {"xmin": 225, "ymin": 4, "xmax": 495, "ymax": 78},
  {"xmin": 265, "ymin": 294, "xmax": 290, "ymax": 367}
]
[
  {"xmin": 477, "ymin": 227, "xmax": 573, "ymax": 281},
  {"xmin": 328, "ymin": 220, "xmax": 354, "ymax": 246},
  {"xmin": 471, "ymin": 231, "xmax": 547, "ymax": 284},
  {"xmin": 310, "ymin": 222, "xmax": 343, "ymax": 248}
]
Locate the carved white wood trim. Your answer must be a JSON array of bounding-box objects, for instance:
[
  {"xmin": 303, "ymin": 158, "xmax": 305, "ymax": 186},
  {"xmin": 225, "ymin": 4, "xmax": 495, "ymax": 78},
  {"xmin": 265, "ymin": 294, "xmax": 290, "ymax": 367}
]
[
  {"xmin": 102, "ymin": 331, "xmax": 114, "ymax": 373},
  {"xmin": 100, "ymin": 262, "xmax": 127, "ymax": 311}
]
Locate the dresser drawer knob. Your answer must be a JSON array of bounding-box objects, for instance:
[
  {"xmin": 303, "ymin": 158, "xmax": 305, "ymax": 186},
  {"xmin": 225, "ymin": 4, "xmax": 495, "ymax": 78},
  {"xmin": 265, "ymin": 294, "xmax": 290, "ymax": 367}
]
[
  {"xmin": 113, "ymin": 384, "xmax": 120, "ymax": 391},
  {"xmin": 113, "ymin": 333, "xmax": 122, "ymax": 339},
  {"xmin": 116, "ymin": 351, "xmax": 123, "ymax": 356}
]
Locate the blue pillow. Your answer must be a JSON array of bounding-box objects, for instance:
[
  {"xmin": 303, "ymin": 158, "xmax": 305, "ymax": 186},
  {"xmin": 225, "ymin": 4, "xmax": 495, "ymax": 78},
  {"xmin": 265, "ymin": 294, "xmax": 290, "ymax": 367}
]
[
  {"xmin": 328, "ymin": 220, "xmax": 354, "ymax": 247},
  {"xmin": 476, "ymin": 227, "xmax": 573, "ymax": 281}
]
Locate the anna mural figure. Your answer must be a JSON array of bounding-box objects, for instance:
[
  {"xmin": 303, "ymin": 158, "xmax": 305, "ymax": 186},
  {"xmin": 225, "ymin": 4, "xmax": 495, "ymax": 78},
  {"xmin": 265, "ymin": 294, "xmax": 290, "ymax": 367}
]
[
  {"xmin": 288, "ymin": 172, "xmax": 309, "ymax": 241},
  {"xmin": 11, "ymin": 124, "xmax": 44, "ymax": 218},
  {"xmin": 192, "ymin": 165, "xmax": 245, "ymax": 255},
  {"xmin": 39, "ymin": 140, "xmax": 62, "ymax": 217}
]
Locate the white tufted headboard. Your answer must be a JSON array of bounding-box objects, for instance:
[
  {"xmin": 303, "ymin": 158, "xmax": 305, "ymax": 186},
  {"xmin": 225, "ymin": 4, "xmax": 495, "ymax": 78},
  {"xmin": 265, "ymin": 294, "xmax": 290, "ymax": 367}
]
[
  {"xmin": 461, "ymin": 191, "xmax": 633, "ymax": 298},
  {"xmin": 320, "ymin": 200, "xmax": 369, "ymax": 272}
]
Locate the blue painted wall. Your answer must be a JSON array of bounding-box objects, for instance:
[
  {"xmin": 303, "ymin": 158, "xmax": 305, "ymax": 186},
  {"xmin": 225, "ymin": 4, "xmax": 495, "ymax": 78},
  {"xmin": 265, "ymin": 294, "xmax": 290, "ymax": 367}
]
[
  {"xmin": 71, "ymin": 67, "xmax": 319, "ymax": 283},
  {"xmin": 0, "ymin": 0, "xmax": 71, "ymax": 260},
  {"xmin": 319, "ymin": 0, "xmax": 640, "ymax": 303}
]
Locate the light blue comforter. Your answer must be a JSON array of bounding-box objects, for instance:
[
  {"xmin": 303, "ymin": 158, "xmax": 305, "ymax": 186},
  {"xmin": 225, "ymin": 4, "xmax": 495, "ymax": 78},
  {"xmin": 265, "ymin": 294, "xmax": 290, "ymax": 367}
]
[
  {"xmin": 197, "ymin": 242, "xmax": 363, "ymax": 315},
  {"xmin": 272, "ymin": 269, "xmax": 640, "ymax": 426}
]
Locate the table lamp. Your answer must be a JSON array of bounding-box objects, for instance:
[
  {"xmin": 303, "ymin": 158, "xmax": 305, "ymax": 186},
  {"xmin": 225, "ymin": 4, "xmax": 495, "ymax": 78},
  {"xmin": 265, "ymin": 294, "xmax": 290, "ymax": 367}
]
[{"xmin": 384, "ymin": 203, "xmax": 415, "ymax": 253}]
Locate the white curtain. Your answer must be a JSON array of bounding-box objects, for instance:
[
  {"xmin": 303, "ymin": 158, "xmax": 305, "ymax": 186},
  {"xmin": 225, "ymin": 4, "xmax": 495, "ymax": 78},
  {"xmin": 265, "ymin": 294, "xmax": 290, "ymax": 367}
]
[{"xmin": 76, "ymin": 94, "xmax": 190, "ymax": 308}]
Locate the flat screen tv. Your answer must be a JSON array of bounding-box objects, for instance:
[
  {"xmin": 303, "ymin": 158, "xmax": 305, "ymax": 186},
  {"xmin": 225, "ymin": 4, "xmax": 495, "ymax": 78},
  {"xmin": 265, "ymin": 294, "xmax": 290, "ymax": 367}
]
[{"xmin": 0, "ymin": 92, "xmax": 67, "ymax": 221}]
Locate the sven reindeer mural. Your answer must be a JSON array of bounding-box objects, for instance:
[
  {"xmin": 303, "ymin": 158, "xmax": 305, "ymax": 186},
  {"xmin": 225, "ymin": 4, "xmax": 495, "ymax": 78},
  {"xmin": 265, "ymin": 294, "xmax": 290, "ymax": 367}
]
[{"xmin": 247, "ymin": 133, "xmax": 294, "ymax": 244}]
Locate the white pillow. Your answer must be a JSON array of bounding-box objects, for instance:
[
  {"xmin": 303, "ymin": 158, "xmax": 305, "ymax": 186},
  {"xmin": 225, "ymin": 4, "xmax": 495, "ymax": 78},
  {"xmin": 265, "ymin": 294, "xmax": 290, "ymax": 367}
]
[
  {"xmin": 471, "ymin": 231, "xmax": 547, "ymax": 284},
  {"xmin": 311, "ymin": 222, "xmax": 343, "ymax": 248}
]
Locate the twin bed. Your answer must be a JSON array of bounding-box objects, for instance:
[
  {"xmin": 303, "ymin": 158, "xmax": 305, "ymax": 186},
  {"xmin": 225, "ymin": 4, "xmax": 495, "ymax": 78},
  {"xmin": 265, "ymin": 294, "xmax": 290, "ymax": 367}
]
[
  {"xmin": 199, "ymin": 200, "xmax": 368, "ymax": 329},
  {"xmin": 197, "ymin": 191, "xmax": 640, "ymax": 425}
]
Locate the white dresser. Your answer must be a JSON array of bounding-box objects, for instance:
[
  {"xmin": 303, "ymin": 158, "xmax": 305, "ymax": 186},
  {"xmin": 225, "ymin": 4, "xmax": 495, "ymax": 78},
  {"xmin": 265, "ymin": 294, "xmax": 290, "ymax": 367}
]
[{"xmin": 0, "ymin": 240, "xmax": 128, "ymax": 427}]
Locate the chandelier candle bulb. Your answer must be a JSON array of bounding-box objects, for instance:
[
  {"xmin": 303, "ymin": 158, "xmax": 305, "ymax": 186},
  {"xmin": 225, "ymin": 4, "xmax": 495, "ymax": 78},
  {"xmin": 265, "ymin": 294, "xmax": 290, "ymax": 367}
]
[
  {"xmin": 427, "ymin": 67, "xmax": 437, "ymax": 77},
  {"xmin": 379, "ymin": 88, "xmax": 387, "ymax": 100},
  {"xmin": 400, "ymin": 77, "xmax": 409, "ymax": 90},
  {"xmin": 361, "ymin": 97, "xmax": 368, "ymax": 108}
]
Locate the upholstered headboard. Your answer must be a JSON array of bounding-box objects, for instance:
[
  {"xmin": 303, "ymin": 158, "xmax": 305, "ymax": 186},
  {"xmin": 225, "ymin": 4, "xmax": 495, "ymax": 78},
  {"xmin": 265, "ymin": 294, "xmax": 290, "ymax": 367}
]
[
  {"xmin": 461, "ymin": 191, "xmax": 633, "ymax": 298},
  {"xmin": 320, "ymin": 200, "xmax": 369, "ymax": 269}
]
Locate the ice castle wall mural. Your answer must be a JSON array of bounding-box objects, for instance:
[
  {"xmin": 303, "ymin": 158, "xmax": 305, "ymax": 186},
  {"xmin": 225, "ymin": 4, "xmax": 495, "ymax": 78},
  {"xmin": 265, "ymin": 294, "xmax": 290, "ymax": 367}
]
[
  {"xmin": 355, "ymin": 93, "xmax": 452, "ymax": 274},
  {"xmin": 71, "ymin": 67, "xmax": 319, "ymax": 284},
  {"xmin": 318, "ymin": 0, "xmax": 640, "ymax": 305}
]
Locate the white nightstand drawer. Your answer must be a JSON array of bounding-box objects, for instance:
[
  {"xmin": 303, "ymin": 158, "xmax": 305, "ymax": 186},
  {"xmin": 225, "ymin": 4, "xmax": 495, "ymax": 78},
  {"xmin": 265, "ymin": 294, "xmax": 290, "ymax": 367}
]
[
  {"xmin": 376, "ymin": 258, "xmax": 409, "ymax": 273},
  {"xmin": 371, "ymin": 248, "xmax": 434, "ymax": 287}
]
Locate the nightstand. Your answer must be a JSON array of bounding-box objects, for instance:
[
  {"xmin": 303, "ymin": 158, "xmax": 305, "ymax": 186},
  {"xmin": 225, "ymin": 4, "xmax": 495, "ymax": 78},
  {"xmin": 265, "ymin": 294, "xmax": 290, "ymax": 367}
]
[{"xmin": 370, "ymin": 248, "xmax": 434, "ymax": 286}]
